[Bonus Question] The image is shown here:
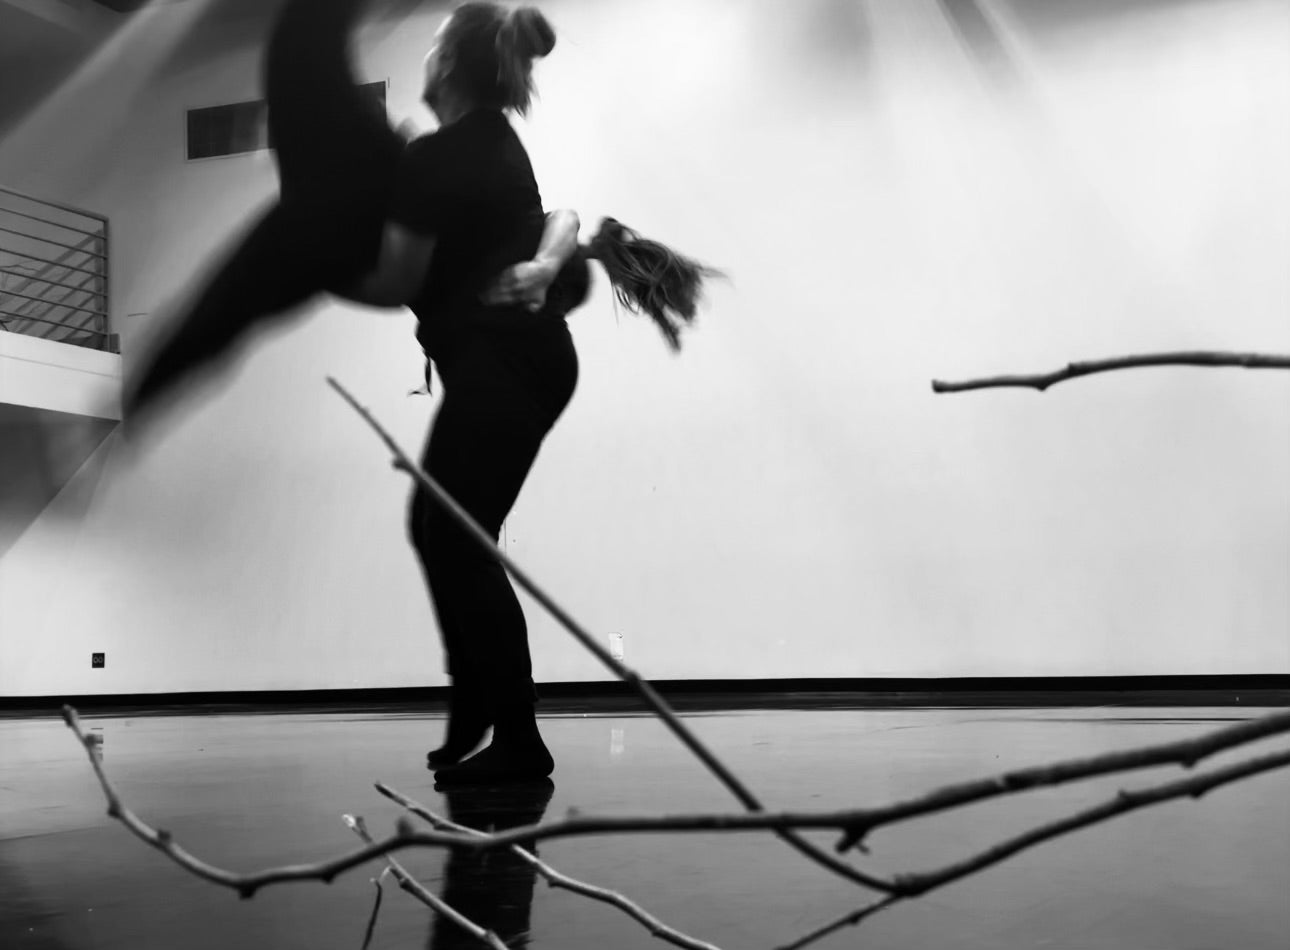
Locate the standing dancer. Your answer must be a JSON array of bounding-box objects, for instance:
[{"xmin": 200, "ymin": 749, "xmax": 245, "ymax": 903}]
[
  {"xmin": 120, "ymin": 0, "xmax": 580, "ymax": 424},
  {"xmin": 344, "ymin": 3, "xmax": 720, "ymax": 785}
]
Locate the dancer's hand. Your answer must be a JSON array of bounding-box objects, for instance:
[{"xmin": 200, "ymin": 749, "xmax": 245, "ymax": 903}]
[{"xmin": 481, "ymin": 259, "xmax": 559, "ymax": 312}]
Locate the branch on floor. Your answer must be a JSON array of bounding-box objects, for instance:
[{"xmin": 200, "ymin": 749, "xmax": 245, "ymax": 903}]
[
  {"xmin": 377, "ymin": 783, "xmax": 726, "ymax": 950},
  {"xmin": 360, "ymin": 713, "xmax": 1290, "ymax": 852},
  {"xmin": 931, "ymin": 350, "xmax": 1290, "ymax": 393},
  {"xmin": 779, "ymin": 745, "xmax": 1290, "ymax": 950},
  {"xmin": 62, "ymin": 703, "xmax": 480, "ymax": 898},
  {"xmin": 358, "ymin": 865, "xmax": 391, "ymax": 950},
  {"xmin": 62, "ymin": 703, "xmax": 1290, "ymax": 947},
  {"xmin": 343, "ymin": 814, "xmax": 508, "ymax": 950},
  {"xmin": 831, "ymin": 705, "xmax": 1290, "ymax": 851},
  {"xmin": 775, "ymin": 895, "xmax": 904, "ymax": 950}
]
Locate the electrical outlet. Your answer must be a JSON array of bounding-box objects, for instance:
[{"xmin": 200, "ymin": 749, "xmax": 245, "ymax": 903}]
[{"xmin": 91, "ymin": 653, "xmax": 105, "ymax": 669}]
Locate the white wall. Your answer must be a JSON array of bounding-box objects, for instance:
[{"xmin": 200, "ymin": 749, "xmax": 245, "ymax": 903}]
[{"xmin": 1, "ymin": 0, "xmax": 1287, "ymax": 696}]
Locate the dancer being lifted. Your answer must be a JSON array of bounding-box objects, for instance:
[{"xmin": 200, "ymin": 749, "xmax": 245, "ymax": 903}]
[{"xmin": 121, "ymin": 0, "xmax": 581, "ymax": 422}]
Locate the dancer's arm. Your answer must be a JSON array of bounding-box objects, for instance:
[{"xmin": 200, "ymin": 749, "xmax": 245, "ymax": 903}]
[
  {"xmin": 340, "ymin": 208, "xmax": 574, "ymax": 309},
  {"xmin": 340, "ymin": 223, "xmax": 437, "ymax": 307},
  {"xmin": 481, "ymin": 209, "xmax": 580, "ymax": 311}
]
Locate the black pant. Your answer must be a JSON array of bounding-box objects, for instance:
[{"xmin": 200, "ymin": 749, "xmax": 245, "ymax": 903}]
[
  {"xmin": 125, "ymin": 0, "xmax": 400, "ymax": 417},
  {"xmin": 409, "ymin": 322, "xmax": 578, "ymax": 715},
  {"xmin": 265, "ymin": 0, "xmax": 398, "ymax": 202}
]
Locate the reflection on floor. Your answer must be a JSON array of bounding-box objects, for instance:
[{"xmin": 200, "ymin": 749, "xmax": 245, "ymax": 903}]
[{"xmin": 2, "ymin": 703, "xmax": 1287, "ymax": 949}]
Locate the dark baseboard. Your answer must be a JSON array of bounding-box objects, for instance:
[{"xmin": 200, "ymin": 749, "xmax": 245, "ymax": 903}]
[{"xmin": 2, "ymin": 675, "xmax": 1287, "ymax": 717}]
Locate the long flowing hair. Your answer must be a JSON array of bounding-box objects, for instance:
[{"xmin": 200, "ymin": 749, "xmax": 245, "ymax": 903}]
[{"xmin": 584, "ymin": 218, "xmax": 724, "ymax": 352}]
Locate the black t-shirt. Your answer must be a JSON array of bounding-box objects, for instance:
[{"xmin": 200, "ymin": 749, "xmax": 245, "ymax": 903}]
[{"xmin": 391, "ymin": 109, "xmax": 551, "ymax": 353}]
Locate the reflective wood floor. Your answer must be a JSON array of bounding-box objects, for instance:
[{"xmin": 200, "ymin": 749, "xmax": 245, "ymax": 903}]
[{"xmin": 2, "ymin": 703, "xmax": 1287, "ymax": 949}]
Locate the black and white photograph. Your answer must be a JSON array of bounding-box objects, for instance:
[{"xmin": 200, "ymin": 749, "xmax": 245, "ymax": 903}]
[{"xmin": 1, "ymin": 0, "xmax": 1287, "ymax": 947}]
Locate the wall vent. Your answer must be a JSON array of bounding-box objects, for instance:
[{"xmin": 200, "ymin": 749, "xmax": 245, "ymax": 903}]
[{"xmin": 185, "ymin": 82, "xmax": 387, "ymax": 161}]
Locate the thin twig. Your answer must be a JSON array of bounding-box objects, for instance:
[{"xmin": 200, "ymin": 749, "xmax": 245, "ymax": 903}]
[
  {"xmin": 359, "ymin": 866, "xmax": 391, "ymax": 950},
  {"xmin": 931, "ymin": 350, "xmax": 1290, "ymax": 393},
  {"xmin": 784, "ymin": 747, "xmax": 1290, "ymax": 950},
  {"xmin": 774, "ymin": 895, "xmax": 904, "ymax": 950},
  {"xmin": 326, "ymin": 376, "xmax": 890, "ymax": 892},
  {"xmin": 377, "ymin": 784, "xmax": 725, "ymax": 950},
  {"xmin": 344, "ymin": 814, "xmax": 507, "ymax": 950}
]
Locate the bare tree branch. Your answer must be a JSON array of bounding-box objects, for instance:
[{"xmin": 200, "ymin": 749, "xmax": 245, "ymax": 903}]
[
  {"xmin": 931, "ymin": 351, "xmax": 1290, "ymax": 393},
  {"xmin": 62, "ymin": 704, "xmax": 308, "ymax": 897},
  {"xmin": 358, "ymin": 866, "xmax": 392, "ymax": 950},
  {"xmin": 365, "ymin": 710, "xmax": 1290, "ymax": 853},
  {"xmin": 377, "ymin": 783, "xmax": 726, "ymax": 950},
  {"xmin": 832, "ymin": 706, "xmax": 1290, "ymax": 851},
  {"xmin": 326, "ymin": 376, "xmax": 889, "ymax": 892},
  {"xmin": 63, "ymin": 687, "xmax": 803, "ymax": 943},
  {"xmin": 774, "ymin": 896, "xmax": 904, "ymax": 950},
  {"xmin": 65, "ymin": 700, "xmax": 1290, "ymax": 905},
  {"xmin": 343, "ymin": 814, "xmax": 507, "ymax": 950},
  {"xmin": 784, "ymin": 747, "xmax": 1290, "ymax": 950},
  {"xmin": 891, "ymin": 745, "xmax": 1290, "ymax": 896},
  {"xmin": 66, "ymin": 695, "xmax": 870, "ymax": 901},
  {"xmin": 63, "ymin": 704, "xmax": 477, "ymax": 898}
]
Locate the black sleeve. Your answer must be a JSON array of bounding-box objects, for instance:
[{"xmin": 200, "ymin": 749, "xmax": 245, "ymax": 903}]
[{"xmin": 389, "ymin": 135, "xmax": 460, "ymax": 236}]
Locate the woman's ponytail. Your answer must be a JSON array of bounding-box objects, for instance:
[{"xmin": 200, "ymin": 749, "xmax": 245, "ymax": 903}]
[
  {"xmin": 493, "ymin": 6, "xmax": 555, "ymax": 114},
  {"xmin": 507, "ymin": 7, "xmax": 556, "ymax": 58},
  {"xmin": 586, "ymin": 218, "xmax": 723, "ymax": 352}
]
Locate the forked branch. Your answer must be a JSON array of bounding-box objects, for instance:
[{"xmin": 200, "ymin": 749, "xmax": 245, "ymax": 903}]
[
  {"xmin": 63, "ymin": 704, "xmax": 1290, "ymax": 900},
  {"xmin": 781, "ymin": 745, "xmax": 1290, "ymax": 950},
  {"xmin": 376, "ymin": 783, "xmax": 725, "ymax": 950},
  {"xmin": 343, "ymin": 814, "xmax": 507, "ymax": 950}
]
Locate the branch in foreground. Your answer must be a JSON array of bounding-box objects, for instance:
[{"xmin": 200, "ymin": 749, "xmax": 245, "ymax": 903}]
[
  {"xmin": 344, "ymin": 814, "xmax": 506, "ymax": 950},
  {"xmin": 775, "ymin": 895, "xmax": 903, "ymax": 950},
  {"xmin": 833, "ymin": 705, "xmax": 1290, "ymax": 851},
  {"xmin": 66, "ymin": 696, "xmax": 815, "ymax": 901},
  {"xmin": 931, "ymin": 350, "xmax": 1290, "ymax": 393},
  {"xmin": 359, "ymin": 866, "xmax": 392, "ymax": 950},
  {"xmin": 351, "ymin": 710, "xmax": 1290, "ymax": 852},
  {"xmin": 782, "ymin": 746, "xmax": 1290, "ymax": 950},
  {"xmin": 367, "ymin": 709, "xmax": 1288, "ymax": 852},
  {"xmin": 64, "ymin": 703, "xmax": 480, "ymax": 898},
  {"xmin": 65, "ymin": 701, "xmax": 1289, "ymax": 901},
  {"xmin": 377, "ymin": 783, "xmax": 725, "ymax": 950},
  {"xmin": 893, "ymin": 745, "xmax": 1290, "ymax": 896},
  {"xmin": 326, "ymin": 376, "xmax": 889, "ymax": 893},
  {"xmin": 62, "ymin": 704, "xmax": 277, "ymax": 896}
]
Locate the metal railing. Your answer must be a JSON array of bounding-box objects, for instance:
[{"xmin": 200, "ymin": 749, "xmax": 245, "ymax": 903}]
[{"xmin": 0, "ymin": 185, "xmax": 117, "ymax": 352}]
